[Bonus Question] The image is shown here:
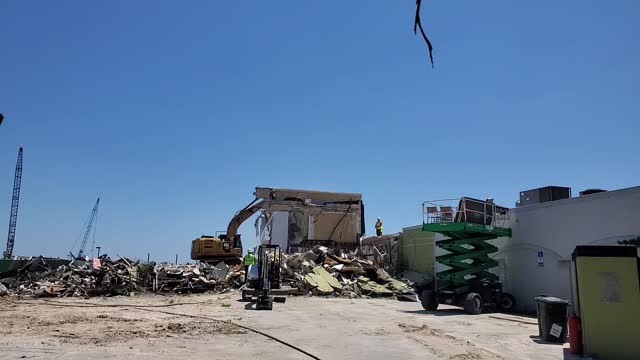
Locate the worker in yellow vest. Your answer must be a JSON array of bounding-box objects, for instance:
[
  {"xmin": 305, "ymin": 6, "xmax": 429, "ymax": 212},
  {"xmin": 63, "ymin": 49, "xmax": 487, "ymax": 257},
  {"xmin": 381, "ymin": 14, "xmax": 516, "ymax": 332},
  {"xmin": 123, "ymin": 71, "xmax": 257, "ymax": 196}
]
[
  {"xmin": 243, "ymin": 250, "xmax": 256, "ymax": 283},
  {"xmin": 375, "ymin": 217, "xmax": 383, "ymax": 237}
]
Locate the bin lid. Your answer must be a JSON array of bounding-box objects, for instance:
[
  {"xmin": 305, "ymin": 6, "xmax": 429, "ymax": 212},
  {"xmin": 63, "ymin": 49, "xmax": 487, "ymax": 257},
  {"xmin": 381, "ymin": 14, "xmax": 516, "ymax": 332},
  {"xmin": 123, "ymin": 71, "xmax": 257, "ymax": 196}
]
[
  {"xmin": 534, "ymin": 296, "xmax": 570, "ymax": 304},
  {"xmin": 572, "ymin": 245, "xmax": 637, "ymax": 259}
]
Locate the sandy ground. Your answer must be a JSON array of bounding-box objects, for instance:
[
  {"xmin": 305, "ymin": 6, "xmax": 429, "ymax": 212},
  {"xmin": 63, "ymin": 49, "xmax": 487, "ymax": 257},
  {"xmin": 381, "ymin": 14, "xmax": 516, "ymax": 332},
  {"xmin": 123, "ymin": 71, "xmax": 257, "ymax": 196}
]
[{"xmin": 0, "ymin": 293, "xmax": 569, "ymax": 360}]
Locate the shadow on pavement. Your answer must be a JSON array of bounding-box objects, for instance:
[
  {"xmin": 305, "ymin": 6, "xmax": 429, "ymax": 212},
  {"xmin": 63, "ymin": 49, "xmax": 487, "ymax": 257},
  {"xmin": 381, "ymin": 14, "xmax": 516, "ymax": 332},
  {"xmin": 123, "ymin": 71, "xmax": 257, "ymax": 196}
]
[
  {"xmin": 529, "ymin": 335, "xmax": 564, "ymax": 346},
  {"xmin": 562, "ymin": 348, "xmax": 591, "ymax": 359},
  {"xmin": 400, "ymin": 308, "xmax": 541, "ymax": 319},
  {"xmin": 398, "ymin": 308, "xmax": 464, "ymax": 317}
]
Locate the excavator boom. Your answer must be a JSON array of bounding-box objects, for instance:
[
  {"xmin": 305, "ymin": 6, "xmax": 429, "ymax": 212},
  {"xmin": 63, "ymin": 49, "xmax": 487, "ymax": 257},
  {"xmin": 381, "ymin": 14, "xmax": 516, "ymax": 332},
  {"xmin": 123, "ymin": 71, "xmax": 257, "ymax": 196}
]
[
  {"xmin": 190, "ymin": 199, "xmax": 265, "ymax": 263},
  {"xmin": 226, "ymin": 199, "xmax": 264, "ymax": 245}
]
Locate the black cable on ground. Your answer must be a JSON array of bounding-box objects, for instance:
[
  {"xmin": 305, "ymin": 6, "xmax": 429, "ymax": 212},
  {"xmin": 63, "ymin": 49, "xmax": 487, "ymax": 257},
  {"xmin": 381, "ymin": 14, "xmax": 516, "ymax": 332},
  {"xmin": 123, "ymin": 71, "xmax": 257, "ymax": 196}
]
[
  {"xmin": 131, "ymin": 307, "xmax": 322, "ymax": 360},
  {"xmin": 37, "ymin": 298, "xmax": 219, "ymax": 308},
  {"xmin": 9, "ymin": 299, "xmax": 322, "ymax": 360}
]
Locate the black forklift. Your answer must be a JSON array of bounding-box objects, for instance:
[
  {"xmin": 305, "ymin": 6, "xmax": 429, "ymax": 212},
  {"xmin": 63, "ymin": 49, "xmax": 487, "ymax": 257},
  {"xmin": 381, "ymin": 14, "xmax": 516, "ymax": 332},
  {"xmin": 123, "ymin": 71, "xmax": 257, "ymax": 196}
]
[{"xmin": 242, "ymin": 244, "xmax": 291, "ymax": 310}]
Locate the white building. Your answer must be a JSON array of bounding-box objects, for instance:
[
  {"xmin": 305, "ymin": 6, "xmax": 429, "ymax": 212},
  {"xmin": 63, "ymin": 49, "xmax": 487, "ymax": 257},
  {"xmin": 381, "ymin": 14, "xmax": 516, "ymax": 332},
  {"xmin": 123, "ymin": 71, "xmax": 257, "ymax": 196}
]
[{"xmin": 491, "ymin": 186, "xmax": 640, "ymax": 312}]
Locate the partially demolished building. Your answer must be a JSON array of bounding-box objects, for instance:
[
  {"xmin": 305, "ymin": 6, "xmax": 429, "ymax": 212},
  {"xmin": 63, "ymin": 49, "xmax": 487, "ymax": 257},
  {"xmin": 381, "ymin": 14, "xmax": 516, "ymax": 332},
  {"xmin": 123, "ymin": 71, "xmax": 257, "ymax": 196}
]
[{"xmin": 252, "ymin": 187, "xmax": 365, "ymax": 253}]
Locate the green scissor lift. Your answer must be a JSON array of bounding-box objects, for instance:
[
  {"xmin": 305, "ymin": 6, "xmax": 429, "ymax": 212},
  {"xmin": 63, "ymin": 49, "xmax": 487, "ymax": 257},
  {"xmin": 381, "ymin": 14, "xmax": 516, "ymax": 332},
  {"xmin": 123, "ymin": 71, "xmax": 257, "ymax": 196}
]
[{"xmin": 420, "ymin": 197, "xmax": 515, "ymax": 314}]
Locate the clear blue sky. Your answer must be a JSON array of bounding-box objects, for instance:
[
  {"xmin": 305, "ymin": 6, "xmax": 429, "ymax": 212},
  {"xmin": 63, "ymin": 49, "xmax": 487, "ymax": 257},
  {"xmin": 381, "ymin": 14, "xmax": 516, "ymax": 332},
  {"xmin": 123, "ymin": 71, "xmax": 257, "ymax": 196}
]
[{"xmin": 1, "ymin": 1, "xmax": 638, "ymax": 262}]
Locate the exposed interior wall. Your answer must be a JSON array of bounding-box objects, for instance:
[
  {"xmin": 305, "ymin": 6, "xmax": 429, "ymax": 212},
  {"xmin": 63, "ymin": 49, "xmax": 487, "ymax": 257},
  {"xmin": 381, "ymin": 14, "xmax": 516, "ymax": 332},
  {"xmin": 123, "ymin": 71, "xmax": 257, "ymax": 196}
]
[
  {"xmin": 272, "ymin": 212, "xmax": 289, "ymax": 248},
  {"xmin": 491, "ymin": 186, "xmax": 640, "ymax": 312},
  {"xmin": 256, "ymin": 211, "xmax": 288, "ymax": 248},
  {"xmin": 311, "ymin": 212, "xmax": 359, "ymax": 242},
  {"xmin": 253, "ymin": 187, "xmax": 363, "ymax": 250},
  {"xmin": 398, "ymin": 225, "xmax": 435, "ymax": 278},
  {"xmin": 288, "ymin": 210, "xmax": 306, "ymax": 245},
  {"xmin": 258, "ymin": 204, "xmax": 362, "ymax": 250}
]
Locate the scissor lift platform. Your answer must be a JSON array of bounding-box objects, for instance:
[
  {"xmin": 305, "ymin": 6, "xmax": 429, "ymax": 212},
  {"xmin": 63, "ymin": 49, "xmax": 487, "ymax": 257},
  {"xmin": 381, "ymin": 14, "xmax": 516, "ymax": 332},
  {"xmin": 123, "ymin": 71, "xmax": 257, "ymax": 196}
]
[{"xmin": 420, "ymin": 197, "xmax": 515, "ymax": 314}]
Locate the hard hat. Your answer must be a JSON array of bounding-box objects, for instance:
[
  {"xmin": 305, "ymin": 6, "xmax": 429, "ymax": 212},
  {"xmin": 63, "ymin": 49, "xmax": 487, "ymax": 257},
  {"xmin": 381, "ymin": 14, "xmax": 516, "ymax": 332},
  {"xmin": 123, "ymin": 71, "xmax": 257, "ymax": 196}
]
[
  {"xmin": 377, "ymin": 217, "xmax": 381, "ymax": 220},
  {"xmin": 248, "ymin": 249, "xmax": 253, "ymax": 253}
]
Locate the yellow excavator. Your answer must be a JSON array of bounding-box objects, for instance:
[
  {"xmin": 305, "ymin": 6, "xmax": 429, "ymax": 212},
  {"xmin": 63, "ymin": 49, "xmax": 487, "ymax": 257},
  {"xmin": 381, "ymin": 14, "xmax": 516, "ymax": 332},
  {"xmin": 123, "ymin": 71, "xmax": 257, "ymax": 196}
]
[{"xmin": 190, "ymin": 198, "xmax": 266, "ymax": 264}]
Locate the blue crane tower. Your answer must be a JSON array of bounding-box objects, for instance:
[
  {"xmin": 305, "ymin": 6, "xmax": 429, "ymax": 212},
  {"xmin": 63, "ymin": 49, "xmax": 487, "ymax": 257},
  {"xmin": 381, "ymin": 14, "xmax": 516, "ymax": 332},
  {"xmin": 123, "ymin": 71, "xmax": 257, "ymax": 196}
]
[
  {"xmin": 72, "ymin": 197, "xmax": 100, "ymax": 259},
  {"xmin": 4, "ymin": 147, "xmax": 23, "ymax": 259}
]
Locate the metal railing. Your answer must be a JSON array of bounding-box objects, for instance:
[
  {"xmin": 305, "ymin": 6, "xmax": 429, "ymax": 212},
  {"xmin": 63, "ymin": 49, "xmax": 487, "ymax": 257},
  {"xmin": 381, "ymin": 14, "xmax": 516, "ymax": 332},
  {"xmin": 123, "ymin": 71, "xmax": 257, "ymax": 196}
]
[{"xmin": 422, "ymin": 197, "xmax": 510, "ymax": 228}]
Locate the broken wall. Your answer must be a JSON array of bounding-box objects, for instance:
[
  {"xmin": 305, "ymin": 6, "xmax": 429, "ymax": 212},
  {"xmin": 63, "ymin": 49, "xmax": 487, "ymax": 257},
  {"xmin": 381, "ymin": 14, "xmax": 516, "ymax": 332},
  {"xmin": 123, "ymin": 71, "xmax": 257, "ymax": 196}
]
[
  {"xmin": 255, "ymin": 211, "xmax": 290, "ymax": 249},
  {"xmin": 398, "ymin": 225, "xmax": 435, "ymax": 278},
  {"xmin": 255, "ymin": 187, "xmax": 363, "ymax": 251},
  {"xmin": 309, "ymin": 212, "xmax": 359, "ymax": 242},
  {"xmin": 359, "ymin": 234, "xmax": 400, "ymax": 275},
  {"xmin": 288, "ymin": 210, "xmax": 307, "ymax": 244},
  {"xmin": 255, "ymin": 187, "xmax": 361, "ymax": 204}
]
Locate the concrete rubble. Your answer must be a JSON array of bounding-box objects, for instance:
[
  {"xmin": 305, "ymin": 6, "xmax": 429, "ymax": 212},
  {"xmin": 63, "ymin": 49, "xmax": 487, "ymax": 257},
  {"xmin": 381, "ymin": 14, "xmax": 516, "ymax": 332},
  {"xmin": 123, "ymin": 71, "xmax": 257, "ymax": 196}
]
[
  {"xmin": 0, "ymin": 256, "xmax": 247, "ymax": 298},
  {"xmin": 0, "ymin": 255, "xmax": 138, "ymax": 297},
  {"xmin": 281, "ymin": 246, "xmax": 418, "ymax": 300},
  {"xmin": 0, "ymin": 247, "xmax": 417, "ymax": 301},
  {"xmin": 152, "ymin": 261, "xmax": 244, "ymax": 293}
]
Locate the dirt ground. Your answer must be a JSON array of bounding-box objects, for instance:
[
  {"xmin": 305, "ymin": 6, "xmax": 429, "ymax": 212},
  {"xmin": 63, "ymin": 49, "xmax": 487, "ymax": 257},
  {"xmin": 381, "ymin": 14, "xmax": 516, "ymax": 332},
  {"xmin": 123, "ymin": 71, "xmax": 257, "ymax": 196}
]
[{"xmin": 0, "ymin": 293, "xmax": 569, "ymax": 360}]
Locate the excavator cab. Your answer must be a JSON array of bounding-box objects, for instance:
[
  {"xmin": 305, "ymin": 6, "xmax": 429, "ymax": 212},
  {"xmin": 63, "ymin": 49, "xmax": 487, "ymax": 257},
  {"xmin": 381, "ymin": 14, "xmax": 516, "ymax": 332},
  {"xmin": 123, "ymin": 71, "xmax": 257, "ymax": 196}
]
[
  {"xmin": 218, "ymin": 234, "xmax": 243, "ymax": 252},
  {"xmin": 190, "ymin": 234, "xmax": 243, "ymax": 265}
]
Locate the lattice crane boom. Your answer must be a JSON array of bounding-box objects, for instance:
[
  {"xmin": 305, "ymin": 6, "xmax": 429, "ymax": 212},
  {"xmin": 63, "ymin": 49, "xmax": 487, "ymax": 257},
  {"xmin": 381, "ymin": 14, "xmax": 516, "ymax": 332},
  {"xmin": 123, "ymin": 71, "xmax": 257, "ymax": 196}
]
[
  {"xmin": 4, "ymin": 147, "xmax": 23, "ymax": 259},
  {"xmin": 75, "ymin": 197, "xmax": 100, "ymax": 259}
]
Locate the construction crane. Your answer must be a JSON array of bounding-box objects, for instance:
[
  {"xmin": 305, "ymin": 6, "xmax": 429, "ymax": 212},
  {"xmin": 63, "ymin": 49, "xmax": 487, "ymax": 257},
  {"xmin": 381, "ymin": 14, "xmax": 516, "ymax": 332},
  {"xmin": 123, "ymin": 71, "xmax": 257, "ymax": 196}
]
[
  {"xmin": 4, "ymin": 146, "xmax": 23, "ymax": 259},
  {"xmin": 71, "ymin": 197, "xmax": 100, "ymax": 259}
]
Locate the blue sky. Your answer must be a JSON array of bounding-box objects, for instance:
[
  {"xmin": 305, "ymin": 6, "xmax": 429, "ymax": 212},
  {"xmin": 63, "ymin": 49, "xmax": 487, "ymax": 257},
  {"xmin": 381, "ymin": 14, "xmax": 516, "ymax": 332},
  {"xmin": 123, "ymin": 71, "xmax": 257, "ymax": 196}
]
[{"xmin": 1, "ymin": 1, "xmax": 638, "ymax": 262}]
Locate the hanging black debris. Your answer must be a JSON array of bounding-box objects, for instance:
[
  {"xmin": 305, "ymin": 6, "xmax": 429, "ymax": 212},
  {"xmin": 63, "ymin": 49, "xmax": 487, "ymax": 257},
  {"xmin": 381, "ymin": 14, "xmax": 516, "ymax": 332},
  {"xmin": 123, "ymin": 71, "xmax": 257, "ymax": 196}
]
[{"xmin": 414, "ymin": 0, "xmax": 434, "ymax": 67}]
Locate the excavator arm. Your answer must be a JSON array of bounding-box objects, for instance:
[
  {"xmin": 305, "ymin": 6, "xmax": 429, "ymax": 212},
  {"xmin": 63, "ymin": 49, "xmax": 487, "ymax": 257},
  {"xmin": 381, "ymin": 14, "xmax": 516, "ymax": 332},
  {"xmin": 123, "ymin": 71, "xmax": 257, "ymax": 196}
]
[
  {"xmin": 226, "ymin": 199, "xmax": 265, "ymax": 249},
  {"xmin": 190, "ymin": 198, "xmax": 267, "ymax": 263}
]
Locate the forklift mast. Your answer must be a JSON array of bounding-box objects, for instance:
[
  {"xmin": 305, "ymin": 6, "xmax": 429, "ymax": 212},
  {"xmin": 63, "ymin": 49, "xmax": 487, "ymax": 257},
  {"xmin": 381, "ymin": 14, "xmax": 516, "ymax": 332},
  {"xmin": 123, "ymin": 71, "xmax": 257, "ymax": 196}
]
[
  {"xmin": 254, "ymin": 244, "xmax": 283, "ymax": 310},
  {"xmin": 256, "ymin": 244, "xmax": 282, "ymax": 291}
]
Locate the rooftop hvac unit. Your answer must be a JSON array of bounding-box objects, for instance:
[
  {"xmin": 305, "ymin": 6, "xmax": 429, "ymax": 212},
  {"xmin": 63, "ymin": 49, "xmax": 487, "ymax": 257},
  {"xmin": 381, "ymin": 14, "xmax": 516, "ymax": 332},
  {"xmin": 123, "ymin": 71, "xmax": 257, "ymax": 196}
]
[
  {"xmin": 579, "ymin": 188, "xmax": 607, "ymax": 196},
  {"xmin": 516, "ymin": 186, "xmax": 571, "ymax": 207}
]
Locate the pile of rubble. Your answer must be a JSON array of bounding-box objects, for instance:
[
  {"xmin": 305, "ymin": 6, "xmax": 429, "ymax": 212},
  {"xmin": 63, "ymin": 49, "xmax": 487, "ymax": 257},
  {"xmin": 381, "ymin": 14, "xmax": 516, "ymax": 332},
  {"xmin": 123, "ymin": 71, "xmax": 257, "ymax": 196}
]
[
  {"xmin": 0, "ymin": 255, "xmax": 138, "ymax": 298},
  {"xmin": 0, "ymin": 247, "xmax": 418, "ymax": 301},
  {"xmin": 152, "ymin": 262, "xmax": 244, "ymax": 293},
  {"xmin": 0, "ymin": 256, "xmax": 249, "ymax": 298},
  {"xmin": 281, "ymin": 246, "xmax": 418, "ymax": 301}
]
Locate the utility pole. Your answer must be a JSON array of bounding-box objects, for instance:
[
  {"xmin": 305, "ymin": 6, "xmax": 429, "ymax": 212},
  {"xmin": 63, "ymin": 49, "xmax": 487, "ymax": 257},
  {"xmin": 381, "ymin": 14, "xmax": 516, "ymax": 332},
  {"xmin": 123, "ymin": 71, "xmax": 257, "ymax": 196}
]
[
  {"xmin": 175, "ymin": 253, "xmax": 178, "ymax": 265},
  {"xmin": 147, "ymin": 252, "xmax": 150, "ymax": 263}
]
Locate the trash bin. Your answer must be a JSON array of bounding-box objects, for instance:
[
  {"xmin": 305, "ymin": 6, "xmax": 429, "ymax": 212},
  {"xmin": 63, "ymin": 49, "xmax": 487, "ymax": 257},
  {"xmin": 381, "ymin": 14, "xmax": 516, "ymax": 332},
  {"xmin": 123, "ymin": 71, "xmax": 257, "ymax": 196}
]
[
  {"xmin": 535, "ymin": 294, "xmax": 547, "ymax": 336},
  {"xmin": 534, "ymin": 296, "xmax": 570, "ymax": 343}
]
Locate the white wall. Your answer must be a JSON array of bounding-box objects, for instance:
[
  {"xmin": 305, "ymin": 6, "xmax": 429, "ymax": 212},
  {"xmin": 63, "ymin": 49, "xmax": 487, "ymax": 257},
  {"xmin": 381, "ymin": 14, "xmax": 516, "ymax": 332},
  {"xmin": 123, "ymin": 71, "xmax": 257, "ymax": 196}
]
[
  {"xmin": 270, "ymin": 212, "xmax": 289, "ymax": 248},
  {"xmin": 492, "ymin": 186, "xmax": 640, "ymax": 312},
  {"xmin": 257, "ymin": 211, "xmax": 288, "ymax": 249}
]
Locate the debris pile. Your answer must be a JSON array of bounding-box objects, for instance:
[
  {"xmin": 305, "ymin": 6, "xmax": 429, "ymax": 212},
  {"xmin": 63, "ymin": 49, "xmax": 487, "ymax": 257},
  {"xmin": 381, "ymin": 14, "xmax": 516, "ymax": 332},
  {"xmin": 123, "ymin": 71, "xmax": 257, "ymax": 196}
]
[
  {"xmin": 152, "ymin": 262, "xmax": 245, "ymax": 293},
  {"xmin": 0, "ymin": 246, "xmax": 416, "ymax": 301},
  {"xmin": 281, "ymin": 246, "xmax": 417, "ymax": 301},
  {"xmin": 0, "ymin": 255, "xmax": 138, "ymax": 297}
]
